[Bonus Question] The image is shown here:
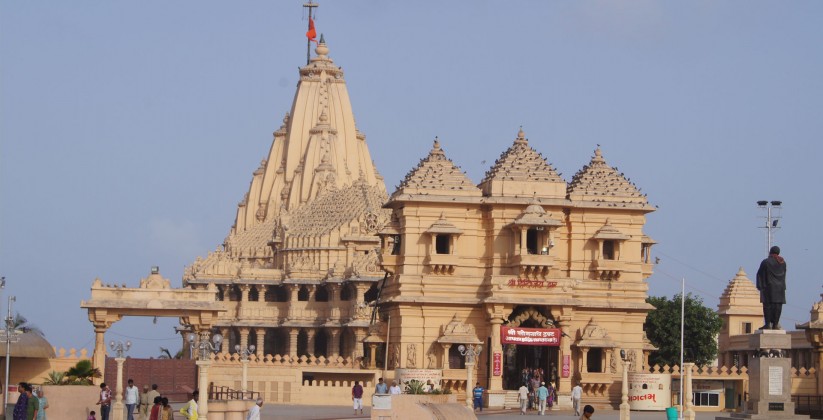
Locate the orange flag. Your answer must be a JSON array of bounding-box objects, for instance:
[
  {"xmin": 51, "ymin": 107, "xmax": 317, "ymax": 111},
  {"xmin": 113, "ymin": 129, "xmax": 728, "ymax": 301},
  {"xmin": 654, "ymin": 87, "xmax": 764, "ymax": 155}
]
[{"xmin": 306, "ymin": 17, "xmax": 318, "ymax": 44}]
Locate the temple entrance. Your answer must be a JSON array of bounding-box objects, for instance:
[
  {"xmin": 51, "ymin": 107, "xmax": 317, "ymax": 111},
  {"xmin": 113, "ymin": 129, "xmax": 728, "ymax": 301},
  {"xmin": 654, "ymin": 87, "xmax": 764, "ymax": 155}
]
[{"xmin": 502, "ymin": 306, "xmax": 561, "ymax": 390}]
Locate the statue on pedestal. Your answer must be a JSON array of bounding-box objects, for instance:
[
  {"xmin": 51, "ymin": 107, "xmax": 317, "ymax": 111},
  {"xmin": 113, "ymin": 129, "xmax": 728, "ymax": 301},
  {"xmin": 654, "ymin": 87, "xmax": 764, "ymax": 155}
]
[{"xmin": 756, "ymin": 246, "xmax": 787, "ymax": 330}]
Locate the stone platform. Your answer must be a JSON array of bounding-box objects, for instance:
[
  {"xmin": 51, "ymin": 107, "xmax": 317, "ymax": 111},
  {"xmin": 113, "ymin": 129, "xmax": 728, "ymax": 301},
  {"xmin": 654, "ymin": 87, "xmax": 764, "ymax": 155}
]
[{"xmin": 716, "ymin": 330, "xmax": 809, "ymax": 420}]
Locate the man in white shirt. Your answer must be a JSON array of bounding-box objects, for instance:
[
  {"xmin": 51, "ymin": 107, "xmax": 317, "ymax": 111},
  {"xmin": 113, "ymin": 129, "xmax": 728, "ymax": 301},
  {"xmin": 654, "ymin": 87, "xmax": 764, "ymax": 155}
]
[
  {"xmin": 246, "ymin": 398, "xmax": 264, "ymax": 420},
  {"xmin": 518, "ymin": 383, "xmax": 529, "ymax": 415},
  {"xmin": 571, "ymin": 382, "xmax": 583, "ymax": 416},
  {"xmin": 389, "ymin": 381, "xmax": 402, "ymax": 395},
  {"xmin": 124, "ymin": 379, "xmax": 139, "ymax": 420}
]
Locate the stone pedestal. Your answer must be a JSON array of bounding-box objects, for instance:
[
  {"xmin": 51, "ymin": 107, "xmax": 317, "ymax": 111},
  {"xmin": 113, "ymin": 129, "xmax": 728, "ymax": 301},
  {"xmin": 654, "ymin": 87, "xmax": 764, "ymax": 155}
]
[{"xmin": 716, "ymin": 330, "xmax": 809, "ymax": 420}]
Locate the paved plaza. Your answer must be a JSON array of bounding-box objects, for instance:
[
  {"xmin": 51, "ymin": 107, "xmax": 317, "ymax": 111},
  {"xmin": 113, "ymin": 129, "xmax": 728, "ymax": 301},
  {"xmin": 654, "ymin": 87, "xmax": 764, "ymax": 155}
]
[{"xmin": 253, "ymin": 405, "xmax": 724, "ymax": 420}]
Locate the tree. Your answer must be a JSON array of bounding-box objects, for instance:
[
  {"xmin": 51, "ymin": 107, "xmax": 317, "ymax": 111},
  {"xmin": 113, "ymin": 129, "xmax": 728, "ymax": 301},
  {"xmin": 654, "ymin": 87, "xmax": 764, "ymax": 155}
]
[
  {"xmin": 158, "ymin": 346, "xmax": 184, "ymax": 359},
  {"xmin": 65, "ymin": 359, "xmax": 101, "ymax": 385},
  {"xmin": 12, "ymin": 313, "xmax": 44, "ymax": 336},
  {"xmin": 644, "ymin": 293, "xmax": 722, "ymax": 367}
]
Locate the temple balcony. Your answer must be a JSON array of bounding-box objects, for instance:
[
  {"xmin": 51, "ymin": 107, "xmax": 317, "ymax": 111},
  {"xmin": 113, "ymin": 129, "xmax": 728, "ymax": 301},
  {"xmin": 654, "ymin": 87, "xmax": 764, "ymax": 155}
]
[
  {"xmin": 593, "ymin": 259, "xmax": 626, "ymax": 280},
  {"xmin": 424, "ymin": 254, "xmax": 460, "ymax": 275},
  {"xmin": 641, "ymin": 262, "xmax": 654, "ymax": 279},
  {"xmin": 579, "ymin": 372, "xmax": 615, "ymax": 396},
  {"xmin": 508, "ymin": 254, "xmax": 555, "ymax": 279},
  {"xmin": 378, "ymin": 254, "xmax": 400, "ymax": 274}
]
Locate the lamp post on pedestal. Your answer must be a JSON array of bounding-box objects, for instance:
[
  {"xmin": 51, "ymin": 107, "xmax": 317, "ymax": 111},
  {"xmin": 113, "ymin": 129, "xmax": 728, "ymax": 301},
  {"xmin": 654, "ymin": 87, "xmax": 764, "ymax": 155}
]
[
  {"xmin": 619, "ymin": 349, "xmax": 631, "ymax": 420},
  {"xmin": 109, "ymin": 340, "xmax": 131, "ymax": 420},
  {"xmin": 1, "ymin": 293, "xmax": 20, "ymax": 417},
  {"xmin": 193, "ymin": 331, "xmax": 222, "ymax": 419},
  {"xmin": 458, "ymin": 344, "xmax": 482, "ymax": 411},
  {"xmin": 235, "ymin": 344, "xmax": 255, "ymax": 395}
]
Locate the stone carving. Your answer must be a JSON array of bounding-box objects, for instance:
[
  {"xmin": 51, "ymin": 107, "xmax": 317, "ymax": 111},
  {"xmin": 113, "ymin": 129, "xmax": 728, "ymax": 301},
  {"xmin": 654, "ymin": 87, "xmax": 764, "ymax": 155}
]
[
  {"xmin": 139, "ymin": 273, "xmax": 171, "ymax": 289},
  {"xmin": 441, "ymin": 314, "xmax": 477, "ymax": 338},
  {"xmin": 582, "ymin": 320, "xmax": 609, "ymax": 339},
  {"xmin": 507, "ymin": 307, "xmax": 555, "ymax": 328},
  {"xmin": 407, "ymin": 344, "xmax": 417, "ymax": 368},
  {"xmin": 610, "ymin": 352, "xmax": 618, "ymax": 373},
  {"xmin": 389, "ymin": 344, "xmax": 400, "ymax": 369},
  {"xmin": 427, "ymin": 351, "xmax": 436, "ymax": 369}
]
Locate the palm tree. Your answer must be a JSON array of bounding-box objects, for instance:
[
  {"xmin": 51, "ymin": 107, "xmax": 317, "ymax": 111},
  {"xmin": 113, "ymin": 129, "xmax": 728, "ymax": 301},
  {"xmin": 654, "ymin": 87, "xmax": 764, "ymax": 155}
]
[
  {"xmin": 11, "ymin": 313, "xmax": 44, "ymax": 336},
  {"xmin": 158, "ymin": 347, "xmax": 184, "ymax": 359},
  {"xmin": 42, "ymin": 371, "xmax": 67, "ymax": 385},
  {"xmin": 65, "ymin": 359, "xmax": 101, "ymax": 385}
]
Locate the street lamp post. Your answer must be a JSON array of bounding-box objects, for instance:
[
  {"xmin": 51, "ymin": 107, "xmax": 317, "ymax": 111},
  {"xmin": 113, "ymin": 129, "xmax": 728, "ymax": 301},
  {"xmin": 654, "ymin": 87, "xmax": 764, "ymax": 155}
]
[
  {"xmin": 235, "ymin": 344, "xmax": 255, "ymax": 394},
  {"xmin": 619, "ymin": 349, "xmax": 631, "ymax": 420},
  {"xmin": 109, "ymin": 340, "xmax": 131, "ymax": 420},
  {"xmin": 194, "ymin": 331, "xmax": 222, "ymax": 419},
  {"xmin": 1, "ymin": 295, "xmax": 20, "ymax": 417},
  {"xmin": 458, "ymin": 344, "xmax": 482, "ymax": 411},
  {"xmin": 756, "ymin": 200, "xmax": 782, "ymax": 256}
]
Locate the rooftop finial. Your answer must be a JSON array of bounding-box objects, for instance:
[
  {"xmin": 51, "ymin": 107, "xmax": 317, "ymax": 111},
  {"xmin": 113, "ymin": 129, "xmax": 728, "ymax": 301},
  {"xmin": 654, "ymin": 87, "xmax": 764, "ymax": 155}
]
[
  {"xmin": 515, "ymin": 126, "xmax": 527, "ymax": 144},
  {"xmin": 315, "ymin": 34, "xmax": 329, "ymax": 57},
  {"xmin": 593, "ymin": 146, "xmax": 605, "ymax": 163}
]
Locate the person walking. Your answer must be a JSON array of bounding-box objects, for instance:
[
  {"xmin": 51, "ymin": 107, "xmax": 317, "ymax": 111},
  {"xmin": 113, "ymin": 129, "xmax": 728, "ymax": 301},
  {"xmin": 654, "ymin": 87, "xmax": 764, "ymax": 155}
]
[
  {"xmin": 518, "ymin": 382, "xmax": 529, "ymax": 415},
  {"xmin": 159, "ymin": 398, "xmax": 172, "ymax": 420},
  {"xmin": 245, "ymin": 398, "xmax": 263, "ymax": 420},
  {"xmin": 179, "ymin": 391, "xmax": 198, "ymax": 420},
  {"xmin": 124, "ymin": 379, "xmax": 139, "ymax": 420},
  {"xmin": 149, "ymin": 396, "xmax": 161, "ymax": 420},
  {"xmin": 24, "ymin": 385, "xmax": 38, "ymax": 420},
  {"xmin": 96, "ymin": 383, "xmax": 112, "ymax": 420},
  {"xmin": 579, "ymin": 404, "xmax": 595, "ymax": 419},
  {"xmin": 472, "ymin": 382, "xmax": 484, "ymax": 412},
  {"xmin": 139, "ymin": 385, "xmax": 150, "ymax": 420},
  {"xmin": 351, "ymin": 380, "xmax": 364, "ymax": 415},
  {"xmin": 13, "ymin": 382, "xmax": 29, "ymax": 420},
  {"xmin": 389, "ymin": 381, "xmax": 402, "ymax": 395},
  {"xmin": 375, "ymin": 377, "xmax": 388, "ymax": 394},
  {"xmin": 146, "ymin": 385, "xmax": 160, "ymax": 415},
  {"xmin": 536, "ymin": 381, "xmax": 549, "ymax": 416},
  {"xmin": 571, "ymin": 382, "xmax": 583, "ymax": 416},
  {"xmin": 35, "ymin": 388, "xmax": 49, "ymax": 420}
]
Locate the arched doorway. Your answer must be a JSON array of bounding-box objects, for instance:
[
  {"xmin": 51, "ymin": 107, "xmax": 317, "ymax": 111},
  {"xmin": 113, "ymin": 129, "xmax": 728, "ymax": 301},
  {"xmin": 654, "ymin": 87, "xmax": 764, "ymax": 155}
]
[{"xmin": 503, "ymin": 306, "xmax": 560, "ymax": 390}]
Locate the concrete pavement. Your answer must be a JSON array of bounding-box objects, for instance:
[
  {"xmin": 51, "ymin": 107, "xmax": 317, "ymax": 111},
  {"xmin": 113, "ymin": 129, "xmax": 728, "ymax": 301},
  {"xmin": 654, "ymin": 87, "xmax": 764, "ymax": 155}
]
[{"xmin": 254, "ymin": 404, "xmax": 725, "ymax": 419}]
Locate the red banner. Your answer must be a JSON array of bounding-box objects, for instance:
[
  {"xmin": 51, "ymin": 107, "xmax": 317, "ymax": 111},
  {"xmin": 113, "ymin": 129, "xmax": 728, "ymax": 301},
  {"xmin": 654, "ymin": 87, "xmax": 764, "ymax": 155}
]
[
  {"xmin": 493, "ymin": 352, "xmax": 502, "ymax": 376},
  {"xmin": 500, "ymin": 326, "xmax": 561, "ymax": 346},
  {"xmin": 562, "ymin": 355, "xmax": 571, "ymax": 378}
]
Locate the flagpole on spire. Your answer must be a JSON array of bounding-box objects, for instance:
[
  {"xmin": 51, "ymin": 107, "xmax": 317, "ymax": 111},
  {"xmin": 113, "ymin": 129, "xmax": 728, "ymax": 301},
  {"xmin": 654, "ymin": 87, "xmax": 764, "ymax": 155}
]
[{"xmin": 304, "ymin": 1, "xmax": 319, "ymax": 65}]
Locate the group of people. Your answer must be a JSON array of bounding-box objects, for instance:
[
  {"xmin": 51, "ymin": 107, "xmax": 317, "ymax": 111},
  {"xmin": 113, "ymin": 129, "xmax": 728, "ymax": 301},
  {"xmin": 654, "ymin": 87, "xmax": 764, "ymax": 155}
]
[
  {"xmin": 12, "ymin": 382, "xmax": 49, "ymax": 420},
  {"xmin": 92, "ymin": 381, "xmax": 198, "ymax": 420},
  {"xmin": 517, "ymin": 380, "xmax": 556, "ymax": 415}
]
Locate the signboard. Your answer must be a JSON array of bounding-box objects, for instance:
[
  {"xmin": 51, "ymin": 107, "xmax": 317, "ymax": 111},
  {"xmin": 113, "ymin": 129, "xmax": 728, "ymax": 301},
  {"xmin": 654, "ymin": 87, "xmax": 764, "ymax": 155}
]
[
  {"xmin": 628, "ymin": 373, "xmax": 672, "ymax": 410},
  {"xmin": 372, "ymin": 394, "xmax": 392, "ymax": 410},
  {"xmin": 501, "ymin": 326, "xmax": 561, "ymax": 346},
  {"xmin": 562, "ymin": 355, "xmax": 571, "ymax": 378},
  {"xmin": 493, "ymin": 352, "xmax": 502, "ymax": 376},
  {"xmin": 395, "ymin": 369, "xmax": 443, "ymax": 385},
  {"xmin": 506, "ymin": 278, "xmax": 558, "ymax": 288},
  {"xmin": 769, "ymin": 366, "xmax": 783, "ymax": 396}
]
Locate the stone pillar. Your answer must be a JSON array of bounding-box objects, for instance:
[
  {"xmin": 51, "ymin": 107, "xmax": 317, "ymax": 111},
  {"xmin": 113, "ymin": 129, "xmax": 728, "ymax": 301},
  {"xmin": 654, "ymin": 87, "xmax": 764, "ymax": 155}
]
[
  {"xmin": 112, "ymin": 357, "xmax": 126, "ymax": 420},
  {"xmin": 307, "ymin": 285, "xmax": 316, "ymax": 301},
  {"xmin": 327, "ymin": 284, "xmax": 339, "ymax": 301},
  {"xmin": 255, "ymin": 328, "xmax": 265, "ymax": 359},
  {"xmin": 240, "ymin": 284, "xmax": 250, "ymax": 302},
  {"xmin": 196, "ymin": 360, "xmax": 211, "ymax": 418},
  {"xmin": 288, "ymin": 328, "xmax": 299, "ymax": 361},
  {"xmin": 442, "ymin": 344, "xmax": 452, "ymax": 369},
  {"xmin": 240, "ymin": 359, "xmax": 249, "ymax": 393},
  {"xmin": 220, "ymin": 327, "xmax": 230, "ymax": 355},
  {"xmin": 288, "ymin": 284, "xmax": 299, "ymax": 302},
  {"xmin": 581, "ymin": 348, "xmax": 589, "ymax": 373},
  {"xmin": 619, "ymin": 359, "xmax": 629, "ymax": 420},
  {"xmin": 683, "ymin": 362, "xmax": 695, "ymax": 420},
  {"xmin": 558, "ymin": 316, "xmax": 573, "ymax": 393},
  {"xmin": 92, "ymin": 324, "xmax": 108, "ymax": 384},
  {"xmin": 239, "ymin": 327, "xmax": 250, "ymax": 354},
  {"xmin": 328, "ymin": 328, "xmax": 341, "ymax": 359},
  {"xmin": 369, "ymin": 343, "xmax": 378, "ymax": 369},
  {"xmin": 489, "ymin": 318, "xmax": 504, "ymax": 391},
  {"xmin": 354, "ymin": 328, "xmax": 367, "ymax": 365},
  {"xmin": 306, "ymin": 329, "xmax": 317, "ymax": 357}
]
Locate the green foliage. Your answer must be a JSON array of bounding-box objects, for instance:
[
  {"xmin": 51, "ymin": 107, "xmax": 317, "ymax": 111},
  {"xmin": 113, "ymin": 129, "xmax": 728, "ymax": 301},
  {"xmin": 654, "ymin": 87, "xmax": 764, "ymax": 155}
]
[
  {"xmin": 645, "ymin": 293, "xmax": 723, "ymax": 367},
  {"xmin": 65, "ymin": 359, "xmax": 101, "ymax": 385},
  {"xmin": 13, "ymin": 313, "xmax": 44, "ymax": 336},
  {"xmin": 404, "ymin": 379, "xmax": 426, "ymax": 394},
  {"xmin": 158, "ymin": 347, "xmax": 184, "ymax": 359},
  {"xmin": 42, "ymin": 371, "xmax": 67, "ymax": 385}
]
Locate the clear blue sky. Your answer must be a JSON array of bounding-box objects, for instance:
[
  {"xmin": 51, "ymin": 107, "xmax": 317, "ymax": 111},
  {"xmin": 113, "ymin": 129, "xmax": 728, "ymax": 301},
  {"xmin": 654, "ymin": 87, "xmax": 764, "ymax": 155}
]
[{"xmin": 2, "ymin": 1, "xmax": 821, "ymax": 358}]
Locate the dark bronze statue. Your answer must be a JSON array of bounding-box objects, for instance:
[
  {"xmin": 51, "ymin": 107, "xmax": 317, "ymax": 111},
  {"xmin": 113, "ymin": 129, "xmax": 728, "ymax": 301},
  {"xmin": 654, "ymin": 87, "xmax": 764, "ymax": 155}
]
[{"xmin": 756, "ymin": 245, "xmax": 787, "ymax": 330}]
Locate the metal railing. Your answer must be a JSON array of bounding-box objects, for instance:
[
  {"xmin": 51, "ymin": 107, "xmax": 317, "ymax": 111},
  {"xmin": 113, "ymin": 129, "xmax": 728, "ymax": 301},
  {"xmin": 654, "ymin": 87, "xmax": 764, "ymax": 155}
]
[
  {"xmin": 793, "ymin": 395, "xmax": 823, "ymax": 419},
  {"xmin": 209, "ymin": 384, "xmax": 261, "ymax": 401}
]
